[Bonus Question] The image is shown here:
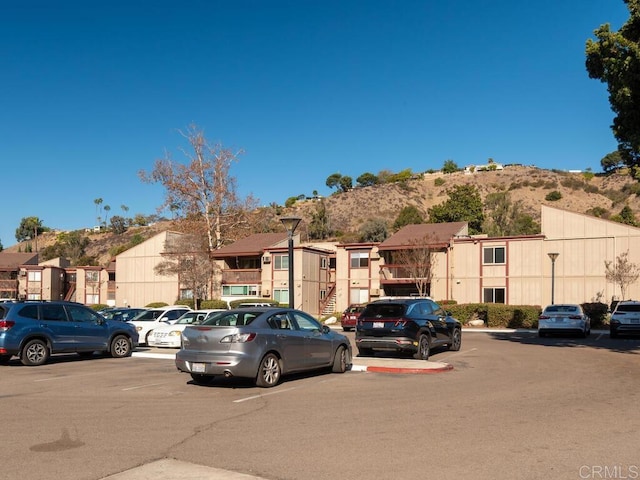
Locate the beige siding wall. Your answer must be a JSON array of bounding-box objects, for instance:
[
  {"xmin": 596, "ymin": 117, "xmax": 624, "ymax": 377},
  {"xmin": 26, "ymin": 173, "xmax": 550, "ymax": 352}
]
[{"xmin": 115, "ymin": 231, "xmax": 182, "ymax": 307}]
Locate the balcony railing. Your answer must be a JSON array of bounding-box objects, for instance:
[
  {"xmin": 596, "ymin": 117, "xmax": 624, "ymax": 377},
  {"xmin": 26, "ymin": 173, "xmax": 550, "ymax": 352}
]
[
  {"xmin": 221, "ymin": 269, "xmax": 262, "ymax": 284},
  {"xmin": 379, "ymin": 264, "xmax": 428, "ymax": 283}
]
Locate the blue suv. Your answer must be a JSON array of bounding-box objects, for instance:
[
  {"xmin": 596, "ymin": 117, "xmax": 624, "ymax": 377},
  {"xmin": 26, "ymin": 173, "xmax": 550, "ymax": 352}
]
[{"xmin": 0, "ymin": 301, "xmax": 139, "ymax": 366}]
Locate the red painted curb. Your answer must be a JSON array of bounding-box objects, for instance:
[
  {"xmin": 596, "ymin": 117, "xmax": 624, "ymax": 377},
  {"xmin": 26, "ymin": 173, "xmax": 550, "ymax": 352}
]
[{"xmin": 365, "ymin": 364, "xmax": 453, "ymax": 374}]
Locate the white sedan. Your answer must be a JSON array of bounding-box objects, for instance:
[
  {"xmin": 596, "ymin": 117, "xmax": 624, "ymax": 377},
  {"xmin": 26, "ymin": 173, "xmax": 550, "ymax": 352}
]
[
  {"xmin": 147, "ymin": 310, "xmax": 225, "ymax": 348},
  {"xmin": 538, "ymin": 304, "xmax": 590, "ymax": 338}
]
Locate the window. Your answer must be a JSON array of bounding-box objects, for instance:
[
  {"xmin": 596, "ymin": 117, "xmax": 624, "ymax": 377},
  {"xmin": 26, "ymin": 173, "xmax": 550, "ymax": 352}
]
[
  {"xmin": 274, "ymin": 254, "xmax": 289, "ymax": 270},
  {"xmin": 85, "ymin": 293, "xmax": 99, "ymax": 304},
  {"xmin": 483, "ymin": 287, "xmax": 505, "ymax": 304},
  {"xmin": 320, "ymin": 257, "xmax": 328, "ymax": 269},
  {"xmin": 483, "ymin": 246, "xmax": 505, "ymax": 264},
  {"xmin": 86, "ymin": 271, "xmax": 99, "ymax": 282},
  {"xmin": 273, "ymin": 288, "xmax": 289, "ymax": 305},
  {"xmin": 222, "ymin": 285, "xmax": 259, "ymax": 296},
  {"xmin": 350, "ymin": 252, "xmax": 369, "ymax": 269},
  {"xmin": 27, "ymin": 271, "xmax": 42, "ymax": 282}
]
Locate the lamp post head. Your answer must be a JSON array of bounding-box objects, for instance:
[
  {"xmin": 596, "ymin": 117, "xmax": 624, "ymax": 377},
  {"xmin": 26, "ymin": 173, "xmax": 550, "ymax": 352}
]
[
  {"xmin": 280, "ymin": 216, "xmax": 302, "ymax": 235},
  {"xmin": 548, "ymin": 252, "xmax": 559, "ymax": 262}
]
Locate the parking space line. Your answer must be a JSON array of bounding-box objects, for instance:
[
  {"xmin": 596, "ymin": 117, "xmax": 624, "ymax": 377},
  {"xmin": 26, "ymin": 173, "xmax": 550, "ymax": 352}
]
[
  {"xmin": 233, "ymin": 387, "xmax": 297, "ymax": 403},
  {"xmin": 122, "ymin": 382, "xmax": 168, "ymax": 391}
]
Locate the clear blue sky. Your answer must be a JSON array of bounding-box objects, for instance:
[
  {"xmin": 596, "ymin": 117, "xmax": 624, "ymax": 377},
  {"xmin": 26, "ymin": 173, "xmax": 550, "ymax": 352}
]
[{"xmin": 0, "ymin": 0, "xmax": 630, "ymax": 247}]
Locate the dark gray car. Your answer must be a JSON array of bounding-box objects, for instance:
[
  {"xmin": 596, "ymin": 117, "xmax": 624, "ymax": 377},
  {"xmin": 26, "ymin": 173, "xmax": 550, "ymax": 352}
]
[{"xmin": 175, "ymin": 307, "xmax": 352, "ymax": 387}]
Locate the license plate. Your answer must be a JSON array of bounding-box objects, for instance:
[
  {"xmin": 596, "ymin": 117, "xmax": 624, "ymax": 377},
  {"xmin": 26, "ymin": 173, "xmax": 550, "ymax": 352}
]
[
  {"xmin": 373, "ymin": 322, "xmax": 385, "ymax": 328},
  {"xmin": 192, "ymin": 363, "xmax": 206, "ymax": 373}
]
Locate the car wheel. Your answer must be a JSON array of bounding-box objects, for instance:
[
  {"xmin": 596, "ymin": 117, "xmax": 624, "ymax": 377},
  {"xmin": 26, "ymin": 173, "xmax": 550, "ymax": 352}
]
[
  {"xmin": 357, "ymin": 347, "xmax": 374, "ymax": 357},
  {"xmin": 332, "ymin": 346, "xmax": 349, "ymax": 373},
  {"xmin": 0, "ymin": 355, "xmax": 11, "ymax": 365},
  {"xmin": 342, "ymin": 327, "xmax": 352, "ymax": 332},
  {"xmin": 448, "ymin": 328, "xmax": 462, "ymax": 351},
  {"xmin": 256, "ymin": 353, "xmax": 281, "ymax": 388},
  {"xmin": 110, "ymin": 335, "xmax": 132, "ymax": 358},
  {"xmin": 145, "ymin": 331, "xmax": 154, "ymax": 345},
  {"xmin": 21, "ymin": 339, "xmax": 49, "ymax": 366},
  {"xmin": 190, "ymin": 373, "xmax": 215, "ymax": 385},
  {"xmin": 414, "ymin": 334, "xmax": 430, "ymax": 360}
]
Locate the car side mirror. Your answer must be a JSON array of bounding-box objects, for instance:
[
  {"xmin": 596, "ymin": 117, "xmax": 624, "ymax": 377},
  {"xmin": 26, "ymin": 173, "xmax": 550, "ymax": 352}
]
[{"xmin": 321, "ymin": 325, "xmax": 330, "ymax": 334}]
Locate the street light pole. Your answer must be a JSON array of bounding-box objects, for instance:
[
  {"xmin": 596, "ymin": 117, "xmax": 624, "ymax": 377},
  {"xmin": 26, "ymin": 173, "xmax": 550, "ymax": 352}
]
[
  {"xmin": 280, "ymin": 216, "xmax": 302, "ymax": 309},
  {"xmin": 548, "ymin": 252, "xmax": 559, "ymax": 305}
]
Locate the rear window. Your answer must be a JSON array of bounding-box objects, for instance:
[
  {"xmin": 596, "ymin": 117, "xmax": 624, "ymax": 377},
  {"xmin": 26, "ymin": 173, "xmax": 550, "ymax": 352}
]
[
  {"xmin": 203, "ymin": 311, "xmax": 259, "ymax": 326},
  {"xmin": 361, "ymin": 304, "xmax": 406, "ymax": 319},
  {"xmin": 545, "ymin": 305, "xmax": 579, "ymax": 314},
  {"xmin": 616, "ymin": 303, "xmax": 640, "ymax": 313}
]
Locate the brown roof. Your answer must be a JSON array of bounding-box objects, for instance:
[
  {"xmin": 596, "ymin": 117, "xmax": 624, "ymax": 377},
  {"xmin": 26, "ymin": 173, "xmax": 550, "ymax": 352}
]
[
  {"xmin": 0, "ymin": 252, "xmax": 39, "ymax": 269},
  {"xmin": 212, "ymin": 233, "xmax": 289, "ymax": 258},
  {"xmin": 377, "ymin": 222, "xmax": 468, "ymax": 251}
]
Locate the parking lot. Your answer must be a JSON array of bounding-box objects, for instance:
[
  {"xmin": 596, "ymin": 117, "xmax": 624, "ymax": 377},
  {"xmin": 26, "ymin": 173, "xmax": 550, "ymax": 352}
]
[{"xmin": 2, "ymin": 330, "xmax": 640, "ymax": 480}]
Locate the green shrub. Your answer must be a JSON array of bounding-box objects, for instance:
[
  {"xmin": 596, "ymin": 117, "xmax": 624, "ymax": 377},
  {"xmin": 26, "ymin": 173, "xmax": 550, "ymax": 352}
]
[
  {"xmin": 91, "ymin": 304, "xmax": 110, "ymax": 311},
  {"xmin": 545, "ymin": 190, "xmax": 562, "ymax": 201},
  {"xmin": 145, "ymin": 302, "xmax": 169, "ymax": 308},
  {"xmin": 581, "ymin": 302, "xmax": 608, "ymax": 328},
  {"xmin": 228, "ymin": 298, "xmax": 278, "ymax": 308},
  {"xmin": 447, "ymin": 304, "xmax": 541, "ymax": 328},
  {"xmin": 201, "ymin": 299, "xmax": 230, "ymax": 309},
  {"xmin": 434, "ymin": 177, "xmax": 445, "ymax": 187}
]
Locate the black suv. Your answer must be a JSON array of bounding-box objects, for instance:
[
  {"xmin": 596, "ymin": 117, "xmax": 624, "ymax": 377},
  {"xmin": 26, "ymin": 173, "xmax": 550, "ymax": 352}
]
[
  {"xmin": 0, "ymin": 301, "xmax": 139, "ymax": 366},
  {"xmin": 355, "ymin": 298, "xmax": 461, "ymax": 360}
]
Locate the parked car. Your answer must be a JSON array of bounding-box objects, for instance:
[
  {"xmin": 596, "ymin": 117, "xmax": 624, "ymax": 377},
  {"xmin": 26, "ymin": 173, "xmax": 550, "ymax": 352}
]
[
  {"xmin": 609, "ymin": 300, "xmax": 640, "ymax": 338},
  {"xmin": 175, "ymin": 307, "xmax": 352, "ymax": 387},
  {"xmin": 0, "ymin": 301, "xmax": 139, "ymax": 366},
  {"xmin": 538, "ymin": 304, "xmax": 590, "ymax": 337},
  {"xmin": 340, "ymin": 304, "xmax": 365, "ymax": 332},
  {"xmin": 355, "ymin": 297, "xmax": 462, "ymax": 360},
  {"xmin": 100, "ymin": 307, "xmax": 147, "ymax": 322},
  {"xmin": 129, "ymin": 306, "xmax": 192, "ymax": 345},
  {"xmin": 147, "ymin": 309, "xmax": 225, "ymax": 348}
]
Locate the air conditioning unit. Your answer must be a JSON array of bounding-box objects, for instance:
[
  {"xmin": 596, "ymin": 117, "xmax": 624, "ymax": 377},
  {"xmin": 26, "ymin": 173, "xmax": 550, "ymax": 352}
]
[
  {"xmin": 19, "ymin": 271, "xmax": 26, "ymax": 276},
  {"xmin": 371, "ymin": 288, "xmax": 380, "ymax": 296},
  {"xmin": 263, "ymin": 256, "xmax": 271, "ymax": 264}
]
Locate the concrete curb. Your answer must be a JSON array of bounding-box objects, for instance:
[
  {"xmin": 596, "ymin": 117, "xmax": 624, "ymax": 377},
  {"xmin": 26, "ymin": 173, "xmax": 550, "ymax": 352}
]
[{"xmin": 133, "ymin": 350, "xmax": 453, "ymax": 374}]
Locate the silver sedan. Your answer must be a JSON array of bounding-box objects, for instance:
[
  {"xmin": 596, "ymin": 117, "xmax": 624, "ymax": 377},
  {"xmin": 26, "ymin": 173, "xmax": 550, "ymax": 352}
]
[
  {"xmin": 538, "ymin": 304, "xmax": 591, "ymax": 338},
  {"xmin": 175, "ymin": 307, "xmax": 352, "ymax": 387}
]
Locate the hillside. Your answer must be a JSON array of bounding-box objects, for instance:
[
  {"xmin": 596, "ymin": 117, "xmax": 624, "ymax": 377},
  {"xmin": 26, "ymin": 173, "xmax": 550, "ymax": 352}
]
[{"xmin": 4, "ymin": 166, "xmax": 639, "ymax": 264}]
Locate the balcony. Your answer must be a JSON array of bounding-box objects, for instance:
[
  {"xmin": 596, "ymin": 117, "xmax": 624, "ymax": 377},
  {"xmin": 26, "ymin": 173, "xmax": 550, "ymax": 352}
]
[
  {"xmin": 379, "ymin": 264, "xmax": 425, "ymax": 284},
  {"xmin": 221, "ymin": 269, "xmax": 262, "ymax": 284}
]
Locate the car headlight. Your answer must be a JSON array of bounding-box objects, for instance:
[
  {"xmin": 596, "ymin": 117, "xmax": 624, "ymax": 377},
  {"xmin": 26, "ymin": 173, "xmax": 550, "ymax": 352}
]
[{"xmin": 169, "ymin": 331, "xmax": 181, "ymax": 336}]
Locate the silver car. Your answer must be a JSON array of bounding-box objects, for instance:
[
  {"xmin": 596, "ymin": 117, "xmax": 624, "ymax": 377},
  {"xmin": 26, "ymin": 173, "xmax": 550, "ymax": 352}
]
[
  {"xmin": 175, "ymin": 307, "xmax": 352, "ymax": 387},
  {"xmin": 538, "ymin": 304, "xmax": 590, "ymax": 338}
]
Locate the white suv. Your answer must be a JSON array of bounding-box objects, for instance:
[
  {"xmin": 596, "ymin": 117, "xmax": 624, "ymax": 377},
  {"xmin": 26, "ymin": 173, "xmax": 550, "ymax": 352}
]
[
  {"xmin": 129, "ymin": 306, "xmax": 192, "ymax": 345},
  {"xmin": 610, "ymin": 301, "xmax": 640, "ymax": 338}
]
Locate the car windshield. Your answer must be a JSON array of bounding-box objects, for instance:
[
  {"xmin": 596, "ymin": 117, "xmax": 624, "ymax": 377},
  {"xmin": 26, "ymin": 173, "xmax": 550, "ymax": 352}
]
[
  {"xmin": 544, "ymin": 305, "xmax": 579, "ymax": 314},
  {"xmin": 132, "ymin": 310, "xmax": 164, "ymax": 321},
  {"xmin": 616, "ymin": 304, "xmax": 640, "ymax": 313},
  {"xmin": 361, "ymin": 304, "xmax": 405, "ymax": 318}
]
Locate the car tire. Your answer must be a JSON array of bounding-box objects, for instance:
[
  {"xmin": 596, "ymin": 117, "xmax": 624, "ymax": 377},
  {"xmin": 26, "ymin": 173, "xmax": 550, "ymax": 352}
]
[
  {"xmin": 110, "ymin": 335, "xmax": 132, "ymax": 358},
  {"xmin": 256, "ymin": 353, "xmax": 281, "ymax": 388},
  {"xmin": 414, "ymin": 334, "xmax": 431, "ymax": 360},
  {"xmin": 190, "ymin": 373, "xmax": 215, "ymax": 385},
  {"xmin": 332, "ymin": 346, "xmax": 349, "ymax": 373},
  {"xmin": 448, "ymin": 328, "xmax": 462, "ymax": 351},
  {"xmin": 21, "ymin": 339, "xmax": 49, "ymax": 366},
  {"xmin": 342, "ymin": 327, "xmax": 352, "ymax": 332}
]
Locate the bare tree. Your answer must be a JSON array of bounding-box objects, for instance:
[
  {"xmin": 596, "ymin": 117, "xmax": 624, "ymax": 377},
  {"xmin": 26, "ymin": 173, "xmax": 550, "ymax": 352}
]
[
  {"xmin": 393, "ymin": 235, "xmax": 438, "ymax": 297},
  {"xmin": 605, "ymin": 251, "xmax": 640, "ymax": 300},
  {"xmin": 155, "ymin": 233, "xmax": 216, "ymax": 308},
  {"xmin": 139, "ymin": 124, "xmax": 257, "ymax": 253}
]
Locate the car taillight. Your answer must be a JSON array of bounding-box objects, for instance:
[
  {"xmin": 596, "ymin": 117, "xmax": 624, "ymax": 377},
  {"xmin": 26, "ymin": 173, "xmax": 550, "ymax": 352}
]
[
  {"xmin": 0, "ymin": 320, "xmax": 15, "ymax": 331},
  {"xmin": 221, "ymin": 333, "xmax": 256, "ymax": 343}
]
